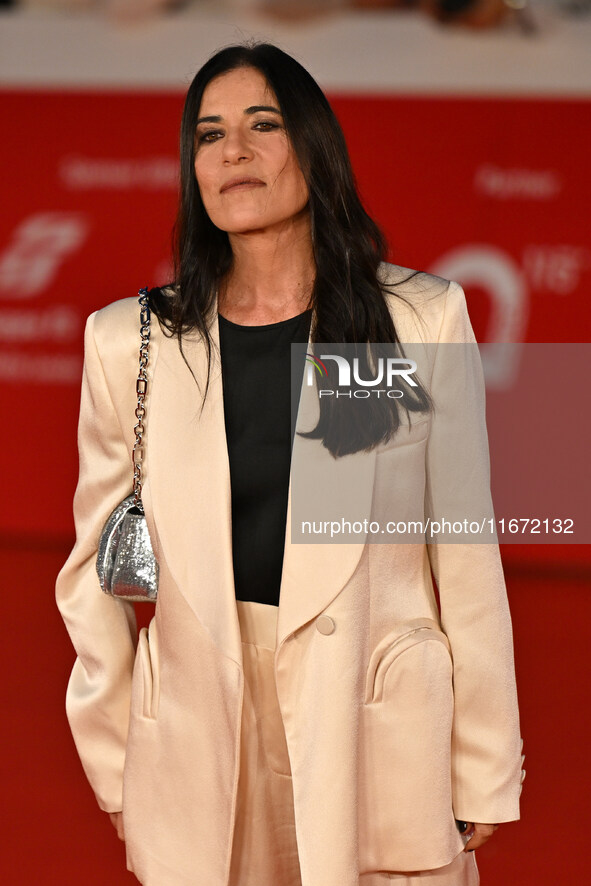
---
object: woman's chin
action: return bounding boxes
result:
[216,218,282,236]
[217,214,310,239]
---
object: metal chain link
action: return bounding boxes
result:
[132,286,151,508]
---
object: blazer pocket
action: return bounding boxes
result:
[133,621,160,720]
[359,623,462,873]
[364,621,450,704]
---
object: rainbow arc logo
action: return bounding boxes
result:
[305,352,328,379]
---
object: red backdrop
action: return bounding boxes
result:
[1,91,590,565]
[2,87,590,886]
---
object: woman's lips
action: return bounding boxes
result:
[220,177,265,194]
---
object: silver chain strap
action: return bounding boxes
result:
[132,287,151,509]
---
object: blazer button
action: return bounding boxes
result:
[316,615,335,635]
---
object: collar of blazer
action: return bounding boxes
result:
[145,291,400,663]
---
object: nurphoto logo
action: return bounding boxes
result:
[305,351,417,399]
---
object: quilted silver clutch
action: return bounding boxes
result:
[95,288,159,603]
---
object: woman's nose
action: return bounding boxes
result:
[222,128,252,164]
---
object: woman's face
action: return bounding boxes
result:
[194,67,309,236]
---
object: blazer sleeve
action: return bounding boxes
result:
[425,281,523,824]
[55,310,138,814]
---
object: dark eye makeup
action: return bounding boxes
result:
[196,119,282,145]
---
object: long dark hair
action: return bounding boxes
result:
[150,41,432,457]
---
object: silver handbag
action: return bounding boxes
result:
[96,288,159,602]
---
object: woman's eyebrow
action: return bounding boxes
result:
[196,106,282,126]
[244,105,282,115]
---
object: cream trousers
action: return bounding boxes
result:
[229,600,479,886]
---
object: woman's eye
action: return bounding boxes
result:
[253,121,280,132]
[197,130,223,144]
[196,121,280,145]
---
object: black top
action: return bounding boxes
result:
[218,308,313,607]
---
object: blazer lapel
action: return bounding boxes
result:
[149,297,376,659]
[148,306,241,664]
[277,355,376,648]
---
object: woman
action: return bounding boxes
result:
[56,43,523,886]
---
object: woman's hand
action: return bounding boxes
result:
[109,811,125,841]
[463,822,499,851]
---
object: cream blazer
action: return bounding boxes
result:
[56,263,523,886]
